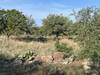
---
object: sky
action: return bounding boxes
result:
[0,0,100,26]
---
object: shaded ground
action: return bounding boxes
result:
[0,55,85,75]
[0,54,42,75]
[0,53,100,75]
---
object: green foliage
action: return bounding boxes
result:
[42,14,70,38]
[0,14,7,34]
[55,41,73,56]
[26,16,36,34]
[71,7,100,60]
[0,9,35,37]
[18,50,37,61]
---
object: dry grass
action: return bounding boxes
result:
[59,38,81,56]
[0,36,56,57]
[60,38,80,50]
[0,36,80,57]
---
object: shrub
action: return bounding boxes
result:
[55,41,73,57]
[17,50,37,61]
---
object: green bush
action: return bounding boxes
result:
[17,50,37,61]
[55,41,73,57]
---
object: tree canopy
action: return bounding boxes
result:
[71,7,100,59]
[42,14,71,38]
[0,9,35,37]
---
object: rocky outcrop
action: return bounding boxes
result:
[82,58,93,73]
[34,52,65,63]
[35,55,53,63]
[82,58,99,75]
[52,52,65,62]
[32,52,76,64]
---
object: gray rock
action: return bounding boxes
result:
[12,59,22,65]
